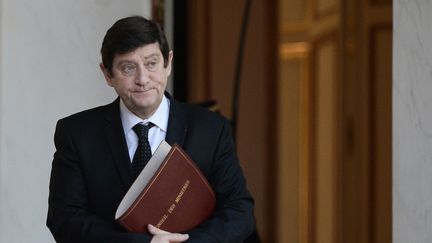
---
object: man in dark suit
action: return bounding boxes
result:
[47,16,255,243]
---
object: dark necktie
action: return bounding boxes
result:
[131,122,154,181]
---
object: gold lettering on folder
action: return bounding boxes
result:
[155,180,191,228]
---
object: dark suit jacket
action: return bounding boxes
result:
[47,96,255,243]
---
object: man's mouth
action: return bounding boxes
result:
[134,88,153,93]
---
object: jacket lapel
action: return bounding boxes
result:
[103,99,133,188]
[165,95,188,147]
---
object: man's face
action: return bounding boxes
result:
[101,42,173,119]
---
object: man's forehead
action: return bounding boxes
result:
[114,48,162,63]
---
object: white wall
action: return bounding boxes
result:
[164,0,174,93]
[0,1,152,242]
[394,0,432,242]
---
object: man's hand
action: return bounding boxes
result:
[148,224,189,243]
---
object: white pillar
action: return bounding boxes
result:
[0,1,151,242]
[394,0,432,242]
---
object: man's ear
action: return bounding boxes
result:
[100,63,114,87]
[166,51,174,76]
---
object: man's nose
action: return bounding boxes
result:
[135,66,150,85]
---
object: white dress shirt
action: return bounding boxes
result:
[119,95,170,162]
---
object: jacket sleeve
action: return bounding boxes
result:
[46,119,151,243]
[186,119,256,243]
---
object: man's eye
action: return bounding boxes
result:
[146,61,158,71]
[121,65,136,75]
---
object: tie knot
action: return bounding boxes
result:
[132,122,154,139]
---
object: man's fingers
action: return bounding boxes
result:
[150,234,189,243]
[167,233,189,242]
[147,224,189,242]
[148,224,169,235]
[148,224,189,242]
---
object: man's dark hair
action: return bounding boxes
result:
[100,16,170,74]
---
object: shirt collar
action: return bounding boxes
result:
[119,95,170,134]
